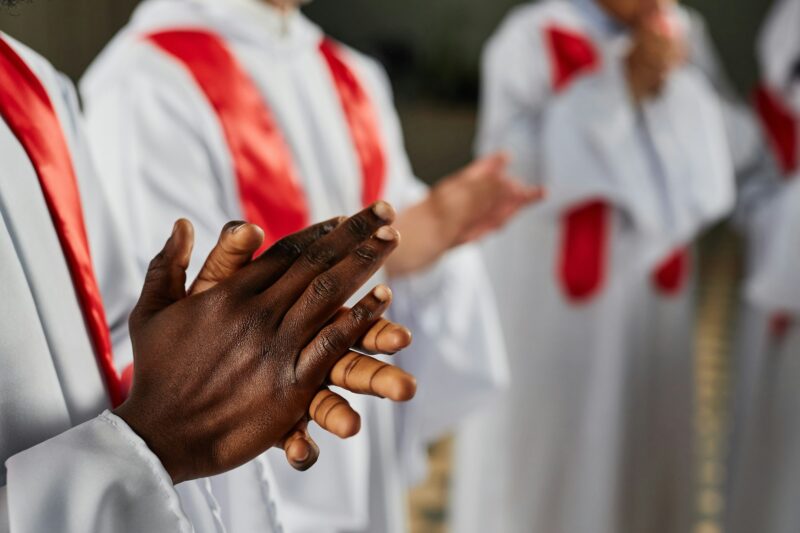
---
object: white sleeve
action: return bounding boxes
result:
[4,412,191,533]
[82,46,241,287]
[475,9,552,184]
[355,58,510,484]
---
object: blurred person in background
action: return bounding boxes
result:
[80,0,542,532]
[452,0,736,532]
[0,1,423,528]
[727,0,800,531]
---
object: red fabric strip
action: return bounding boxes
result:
[320,38,387,206]
[545,26,600,93]
[559,200,609,303]
[754,85,798,176]
[652,246,691,296]
[148,30,311,252]
[0,38,124,406]
[769,312,792,343]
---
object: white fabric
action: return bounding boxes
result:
[746,176,800,313]
[452,2,733,532]
[0,33,195,533]
[726,5,800,530]
[758,0,800,113]
[727,311,800,533]
[6,413,191,532]
[80,1,508,532]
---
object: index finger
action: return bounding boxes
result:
[264,202,396,307]
[229,216,346,294]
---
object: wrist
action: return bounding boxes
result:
[114,401,186,484]
[428,181,463,248]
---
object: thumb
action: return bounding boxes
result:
[189,221,265,295]
[133,219,195,323]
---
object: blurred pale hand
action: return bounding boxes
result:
[388,151,544,277]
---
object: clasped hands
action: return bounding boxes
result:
[116,202,416,483]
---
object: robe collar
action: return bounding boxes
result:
[192,0,301,40]
[571,0,627,39]
[129,0,323,51]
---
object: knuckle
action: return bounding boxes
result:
[303,244,337,270]
[345,214,371,239]
[310,273,339,301]
[272,236,304,259]
[353,244,380,266]
[147,251,168,273]
[317,327,349,356]
[350,303,375,324]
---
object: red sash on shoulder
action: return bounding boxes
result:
[545,26,600,93]
[147,31,387,251]
[0,37,124,407]
[148,30,310,252]
[320,38,387,206]
[754,85,798,176]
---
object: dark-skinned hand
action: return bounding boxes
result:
[188,219,416,471]
[115,203,411,483]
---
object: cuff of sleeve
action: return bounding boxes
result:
[5,411,190,532]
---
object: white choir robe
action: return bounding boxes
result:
[0,32,270,533]
[728,176,800,533]
[726,1,800,531]
[79,1,509,532]
[452,1,734,533]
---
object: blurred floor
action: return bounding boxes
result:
[400,104,742,533]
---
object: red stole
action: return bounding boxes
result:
[147,31,387,252]
[754,85,798,177]
[545,26,600,93]
[0,37,125,407]
[559,200,609,302]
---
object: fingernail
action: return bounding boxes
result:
[229,221,247,234]
[374,285,392,302]
[372,201,394,222]
[375,226,398,242]
[171,220,181,236]
[293,446,310,463]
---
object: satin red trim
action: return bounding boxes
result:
[320,38,387,206]
[559,200,609,303]
[652,246,691,296]
[754,85,798,176]
[0,38,124,407]
[545,26,600,93]
[148,30,311,252]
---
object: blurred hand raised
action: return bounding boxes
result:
[389,152,543,276]
[625,8,686,102]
